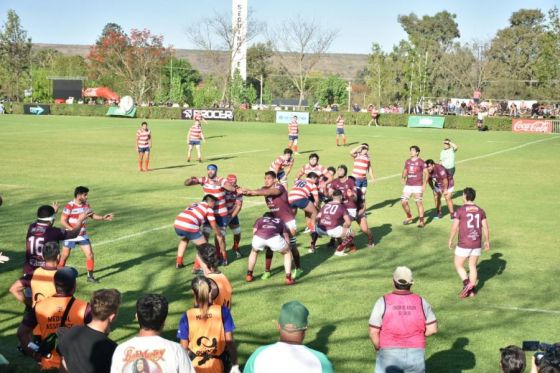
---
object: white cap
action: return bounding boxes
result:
[393,266,414,285]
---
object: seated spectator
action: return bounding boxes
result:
[500,345,526,373]
[58,289,121,373]
[243,300,333,373]
[111,294,195,373]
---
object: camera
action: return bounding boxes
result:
[523,341,560,368]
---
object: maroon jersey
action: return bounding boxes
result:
[253,216,286,239]
[264,184,295,222]
[454,204,487,248]
[404,158,426,186]
[430,164,454,189]
[24,222,69,275]
[329,178,357,209]
[318,201,349,231]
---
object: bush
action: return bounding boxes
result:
[234,109,275,123]
[136,106,182,119]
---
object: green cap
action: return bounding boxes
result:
[278,301,309,331]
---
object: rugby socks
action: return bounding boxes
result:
[233,235,241,251]
[176,256,184,266]
[290,238,301,269]
[144,159,149,171]
[264,248,273,272]
[336,236,354,252]
[293,145,299,152]
[336,138,339,146]
[343,137,347,145]
[86,259,94,272]
[311,232,319,245]
[138,160,143,171]
[193,257,200,271]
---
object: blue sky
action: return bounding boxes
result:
[0,0,557,54]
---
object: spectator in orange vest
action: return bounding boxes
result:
[197,243,233,309]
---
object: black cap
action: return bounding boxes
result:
[54,267,78,287]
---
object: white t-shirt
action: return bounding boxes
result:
[243,341,333,373]
[110,335,195,373]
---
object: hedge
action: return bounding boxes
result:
[7,103,512,131]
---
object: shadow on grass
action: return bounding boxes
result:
[95,247,177,280]
[149,164,195,171]
[298,149,322,154]
[367,197,401,212]
[307,324,336,355]
[371,223,392,245]
[206,156,236,162]
[426,337,476,373]
[476,252,506,292]
[206,135,225,140]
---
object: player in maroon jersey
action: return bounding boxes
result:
[246,212,295,285]
[448,187,490,298]
[401,146,429,228]
[426,159,455,219]
[240,171,303,280]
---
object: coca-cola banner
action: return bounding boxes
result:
[511,119,552,134]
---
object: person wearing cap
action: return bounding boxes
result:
[224,174,243,259]
[243,301,333,373]
[368,267,438,373]
[439,139,458,177]
[185,164,236,266]
[17,267,91,370]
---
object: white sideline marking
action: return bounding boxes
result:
[485,305,560,315]
[376,136,559,182]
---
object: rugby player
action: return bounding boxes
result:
[136,121,152,171]
[401,146,428,228]
[287,115,299,153]
[187,115,206,163]
[59,186,113,283]
[269,148,294,186]
[448,187,490,298]
[426,159,455,219]
[295,153,332,183]
[367,104,380,127]
[224,174,243,259]
[246,212,295,285]
[288,172,320,233]
[335,115,347,146]
[350,143,375,196]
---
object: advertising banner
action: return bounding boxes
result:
[407,116,445,128]
[275,111,310,124]
[181,109,234,121]
[511,119,552,134]
[24,104,50,115]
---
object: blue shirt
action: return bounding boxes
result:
[176,306,235,340]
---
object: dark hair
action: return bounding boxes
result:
[307,172,318,179]
[500,345,526,373]
[348,175,356,181]
[463,187,476,202]
[74,186,89,197]
[540,367,560,373]
[263,211,275,218]
[337,165,348,176]
[283,148,293,155]
[309,153,319,160]
[332,190,343,198]
[361,143,369,148]
[202,194,218,203]
[265,171,277,179]
[37,205,55,219]
[136,294,168,331]
[91,289,121,321]
[197,244,219,270]
[141,121,148,126]
[393,280,412,291]
[425,159,435,166]
[410,145,420,153]
[327,166,336,174]
[43,242,60,261]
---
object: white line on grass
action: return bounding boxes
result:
[484,305,560,315]
[375,136,559,182]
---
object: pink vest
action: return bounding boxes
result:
[379,292,426,349]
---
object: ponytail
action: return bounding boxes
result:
[191,276,211,314]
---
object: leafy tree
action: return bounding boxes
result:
[230,70,257,106]
[314,75,348,106]
[192,78,221,108]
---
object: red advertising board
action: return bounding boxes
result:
[512,119,552,134]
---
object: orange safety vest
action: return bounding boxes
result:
[187,304,226,373]
[207,273,233,309]
[31,267,57,307]
[35,295,88,370]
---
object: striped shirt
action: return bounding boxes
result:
[189,124,203,141]
[288,179,319,204]
[62,201,92,237]
[352,154,371,179]
[136,129,151,148]
[174,202,215,232]
[299,163,328,178]
[336,118,345,129]
[270,156,294,173]
[225,190,243,216]
[288,121,299,136]
[195,176,228,217]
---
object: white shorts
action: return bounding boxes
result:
[434,186,454,195]
[252,235,287,252]
[455,246,481,257]
[284,219,297,232]
[316,226,350,238]
[402,185,423,196]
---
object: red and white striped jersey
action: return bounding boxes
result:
[136,129,151,147]
[352,154,371,179]
[174,202,215,232]
[269,156,294,173]
[336,118,345,129]
[298,163,328,178]
[189,124,203,141]
[195,176,228,217]
[62,201,92,236]
[288,121,299,136]
[288,179,319,204]
[225,190,243,216]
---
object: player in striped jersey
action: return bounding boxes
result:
[184,164,236,264]
[59,186,114,283]
[295,153,331,182]
[287,115,299,153]
[225,174,243,259]
[288,173,320,233]
[136,121,152,171]
[367,104,380,127]
[335,115,347,146]
[269,148,294,186]
[350,143,375,196]
[187,117,206,163]
[174,195,224,270]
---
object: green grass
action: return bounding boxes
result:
[0,115,559,372]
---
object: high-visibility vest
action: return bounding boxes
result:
[30,267,57,307]
[186,305,226,373]
[207,273,233,309]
